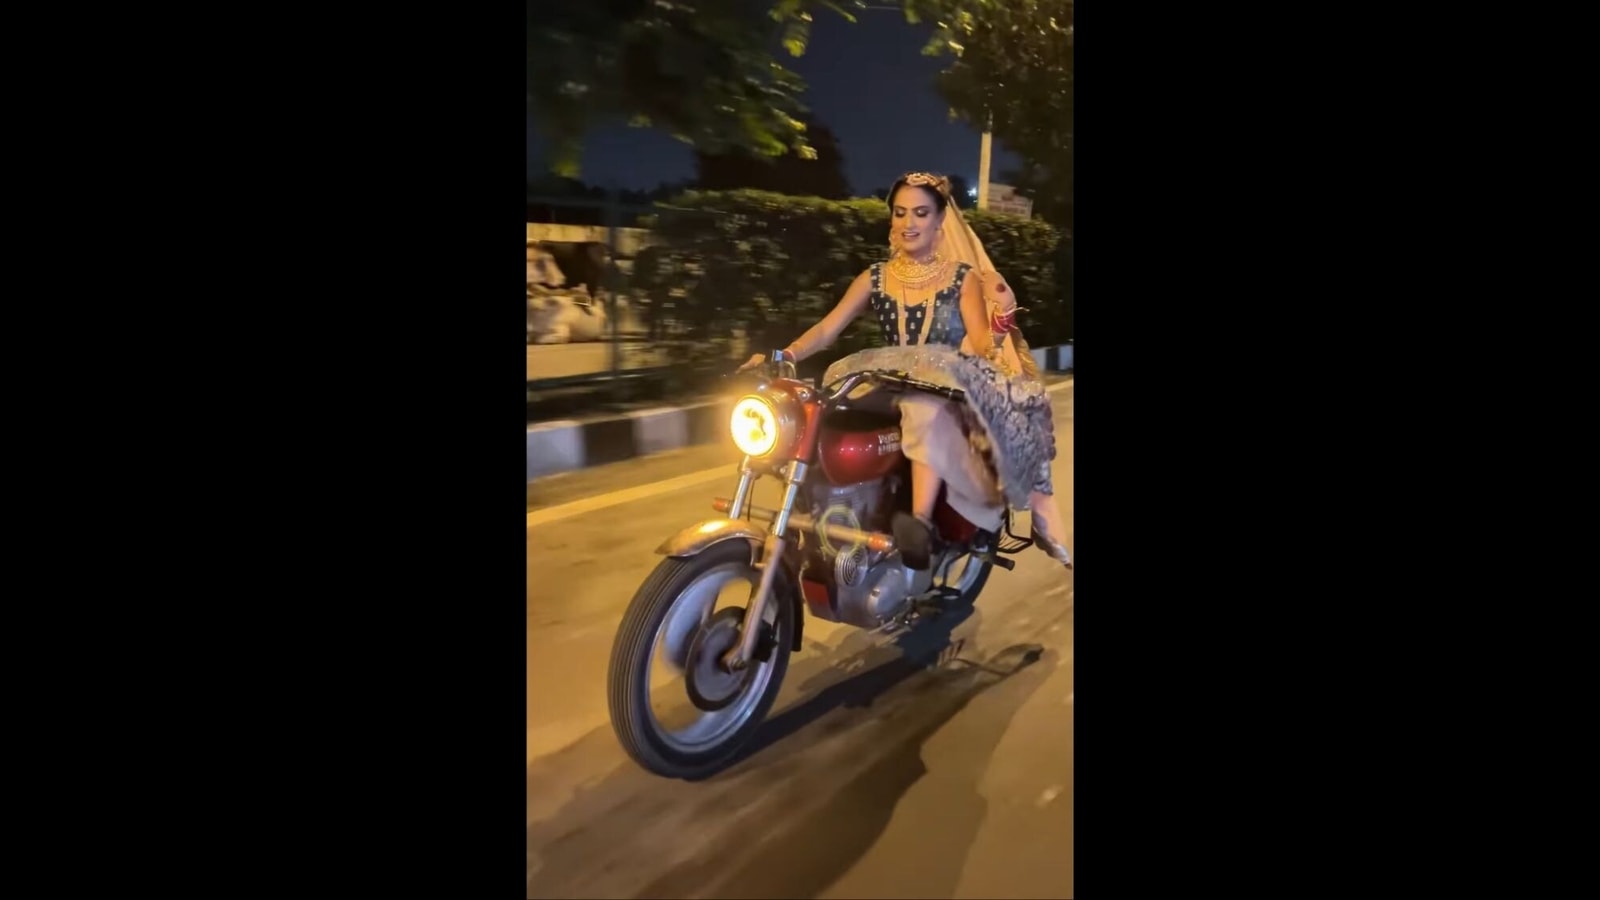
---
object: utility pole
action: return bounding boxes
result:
[977,111,993,211]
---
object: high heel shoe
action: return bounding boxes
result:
[1031,516,1073,569]
[893,512,942,571]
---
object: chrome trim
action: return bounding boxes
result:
[655,518,767,560]
[826,371,872,403]
[728,460,755,519]
[709,496,897,555]
[727,460,808,670]
[725,533,787,671]
[770,461,807,538]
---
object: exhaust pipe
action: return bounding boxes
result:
[712,497,895,554]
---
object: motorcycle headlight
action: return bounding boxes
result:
[730,396,782,458]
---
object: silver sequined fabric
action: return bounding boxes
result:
[824,344,1057,508]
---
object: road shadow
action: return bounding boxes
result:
[691,602,984,779]
[527,600,1055,899]
[642,638,1054,899]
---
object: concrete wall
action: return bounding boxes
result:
[526,224,652,258]
[1030,342,1073,373]
[526,342,670,381]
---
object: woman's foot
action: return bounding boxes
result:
[1031,520,1073,569]
[1029,492,1072,570]
[893,512,941,571]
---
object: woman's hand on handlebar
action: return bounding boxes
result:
[736,354,766,373]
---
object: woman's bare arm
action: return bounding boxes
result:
[959,270,993,358]
[783,269,873,362]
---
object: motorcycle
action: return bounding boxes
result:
[606,350,1036,779]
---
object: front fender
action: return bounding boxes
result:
[655,518,768,559]
[655,518,806,652]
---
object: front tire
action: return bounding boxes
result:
[607,540,793,779]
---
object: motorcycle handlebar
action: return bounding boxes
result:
[823,370,965,404]
[730,350,797,380]
[729,359,965,404]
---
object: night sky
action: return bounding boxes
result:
[526,8,1021,196]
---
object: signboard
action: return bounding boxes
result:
[985,184,1033,219]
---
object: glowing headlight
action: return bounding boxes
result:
[730,396,781,457]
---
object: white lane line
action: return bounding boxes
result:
[526,418,583,433]
[526,465,735,529]
[526,376,1073,529]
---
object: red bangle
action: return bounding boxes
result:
[990,309,1017,334]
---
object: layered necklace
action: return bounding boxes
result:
[886,249,950,346]
[887,249,948,290]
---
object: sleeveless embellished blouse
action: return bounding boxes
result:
[866,261,972,349]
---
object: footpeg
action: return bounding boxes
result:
[968,530,1015,570]
[976,550,1016,571]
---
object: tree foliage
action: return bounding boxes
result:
[631,189,1068,385]
[695,115,852,199]
[530,0,1073,227]
[785,1,1073,228]
[527,0,817,177]
[924,0,1074,229]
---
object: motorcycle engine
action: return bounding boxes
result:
[836,558,932,629]
[802,477,933,629]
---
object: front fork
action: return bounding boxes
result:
[723,458,808,671]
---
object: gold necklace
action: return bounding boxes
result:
[888,251,948,290]
[891,280,934,346]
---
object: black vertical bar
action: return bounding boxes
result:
[605,187,621,382]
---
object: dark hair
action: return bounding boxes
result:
[887,175,950,214]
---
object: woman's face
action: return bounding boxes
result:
[890,185,945,258]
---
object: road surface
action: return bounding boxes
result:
[527,378,1074,899]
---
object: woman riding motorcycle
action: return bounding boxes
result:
[741,172,1071,572]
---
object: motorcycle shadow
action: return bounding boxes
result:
[694,603,1039,781]
[638,617,1056,899]
[526,604,1056,900]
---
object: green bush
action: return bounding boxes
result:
[632,189,1070,386]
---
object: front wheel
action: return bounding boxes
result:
[607,540,792,779]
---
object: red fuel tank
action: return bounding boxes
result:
[818,424,905,484]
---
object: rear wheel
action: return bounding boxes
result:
[933,548,992,608]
